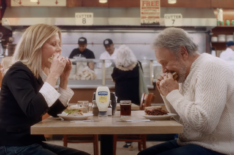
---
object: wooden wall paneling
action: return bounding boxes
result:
[5,0,10,7]
[82,0,109,7]
[66,0,82,7]
[211,0,234,9]
[109,0,140,7]
[161,0,211,8]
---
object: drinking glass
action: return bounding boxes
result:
[120,100,131,117]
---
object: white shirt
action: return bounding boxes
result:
[162,54,234,155]
[39,71,74,107]
[220,48,234,61]
[99,48,117,68]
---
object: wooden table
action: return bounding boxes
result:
[31,111,183,155]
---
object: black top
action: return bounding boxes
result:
[69,48,95,59]
[111,62,141,105]
[0,62,66,146]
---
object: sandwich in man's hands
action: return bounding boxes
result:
[172,72,178,81]
[64,105,83,116]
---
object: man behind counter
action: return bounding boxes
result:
[220,41,234,61]
[99,39,118,68]
[69,37,95,70]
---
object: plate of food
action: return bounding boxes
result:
[142,106,176,120]
[58,105,93,120]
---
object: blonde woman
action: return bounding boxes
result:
[0,24,89,155]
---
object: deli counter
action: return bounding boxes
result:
[67,58,164,103]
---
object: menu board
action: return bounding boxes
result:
[75,13,94,26]
[140,0,161,25]
[164,14,183,26]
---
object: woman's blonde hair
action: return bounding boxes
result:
[12,24,61,78]
[115,45,138,71]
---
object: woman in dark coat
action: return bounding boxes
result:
[112,45,141,105]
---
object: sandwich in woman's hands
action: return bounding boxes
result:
[48,54,55,62]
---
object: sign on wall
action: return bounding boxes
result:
[75,13,94,26]
[11,0,66,7]
[164,14,183,26]
[140,0,161,25]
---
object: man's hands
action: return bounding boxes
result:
[156,72,179,96]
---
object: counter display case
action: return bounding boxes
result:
[67,58,159,89]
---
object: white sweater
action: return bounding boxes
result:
[163,53,234,155]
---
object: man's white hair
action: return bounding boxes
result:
[153,28,198,55]
[115,45,137,71]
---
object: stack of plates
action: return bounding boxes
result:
[211,36,218,42]
[226,35,233,42]
[218,34,226,42]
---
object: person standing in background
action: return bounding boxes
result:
[99,39,118,68]
[219,41,234,61]
[69,37,95,70]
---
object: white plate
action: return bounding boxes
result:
[142,113,177,120]
[58,113,93,120]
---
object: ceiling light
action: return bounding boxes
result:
[168,0,176,4]
[99,0,107,3]
[30,0,37,2]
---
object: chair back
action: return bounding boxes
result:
[140,93,154,110]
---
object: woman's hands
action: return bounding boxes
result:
[46,54,69,88]
[156,73,179,96]
[49,54,67,78]
[59,58,72,89]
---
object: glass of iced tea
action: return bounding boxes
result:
[120,100,131,117]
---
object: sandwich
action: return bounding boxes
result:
[145,106,168,115]
[64,105,83,116]
[171,72,178,81]
[48,54,55,62]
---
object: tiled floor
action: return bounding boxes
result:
[46,140,163,155]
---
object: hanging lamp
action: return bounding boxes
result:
[168,0,176,4]
[99,0,107,3]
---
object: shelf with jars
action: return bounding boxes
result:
[211,9,234,57]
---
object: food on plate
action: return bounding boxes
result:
[145,107,168,115]
[64,105,83,116]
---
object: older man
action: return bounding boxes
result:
[138,28,234,155]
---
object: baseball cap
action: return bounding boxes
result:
[103,39,113,47]
[78,37,87,45]
[226,41,234,47]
